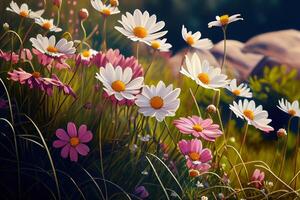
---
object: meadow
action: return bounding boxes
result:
[0,0,300,199]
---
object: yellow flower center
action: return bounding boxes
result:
[189,152,201,161]
[232,89,241,96]
[288,109,296,116]
[193,124,203,132]
[42,22,52,30]
[220,15,229,26]
[101,8,111,16]
[198,73,210,84]
[243,109,254,120]
[186,35,195,46]
[19,11,29,17]
[189,169,200,177]
[32,72,41,78]
[110,0,118,7]
[82,50,91,58]
[70,137,80,147]
[111,80,126,92]
[150,96,164,109]
[133,26,148,38]
[47,46,58,53]
[151,41,161,49]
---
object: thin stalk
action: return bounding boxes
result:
[239,123,249,155]
[56,6,61,27]
[293,118,300,189]
[221,26,227,71]
[163,119,176,146]
[101,17,107,51]
[136,42,139,59]
[189,87,201,117]
[144,51,157,79]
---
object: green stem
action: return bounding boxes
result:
[221,27,227,71]
[144,50,156,79]
[189,87,201,117]
[293,118,300,189]
[56,6,61,27]
[101,17,107,51]
[136,42,139,59]
[239,123,249,155]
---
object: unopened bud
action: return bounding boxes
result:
[53,0,62,8]
[3,23,9,31]
[79,8,89,21]
[277,128,287,138]
[110,0,119,7]
[206,104,217,113]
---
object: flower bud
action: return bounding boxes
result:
[53,0,62,8]
[110,0,119,7]
[277,128,287,138]
[206,104,217,113]
[79,8,89,21]
[3,23,9,31]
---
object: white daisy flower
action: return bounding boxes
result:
[208,14,243,28]
[180,53,229,90]
[115,9,168,44]
[6,1,44,19]
[181,25,213,50]
[35,18,62,32]
[277,99,300,118]
[30,34,76,57]
[135,81,181,122]
[229,99,274,132]
[95,63,144,101]
[226,79,252,98]
[146,38,172,52]
[91,0,120,16]
[80,49,98,62]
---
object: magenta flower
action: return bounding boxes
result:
[134,186,149,199]
[173,116,222,141]
[93,49,144,106]
[0,49,19,64]
[32,48,71,70]
[178,139,212,172]
[8,68,76,98]
[53,122,93,162]
[250,169,265,189]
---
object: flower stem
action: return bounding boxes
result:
[293,118,300,189]
[239,123,249,155]
[101,17,107,51]
[144,50,157,79]
[136,42,140,60]
[189,87,201,117]
[221,27,227,71]
[80,20,87,50]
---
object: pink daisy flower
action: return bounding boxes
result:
[178,139,212,172]
[0,49,19,64]
[53,122,93,162]
[173,116,222,142]
[250,169,265,189]
[93,49,143,106]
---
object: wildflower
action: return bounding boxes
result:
[229,137,236,143]
[178,139,212,172]
[53,122,93,162]
[95,63,144,101]
[76,49,98,66]
[6,1,44,19]
[277,98,300,118]
[277,128,287,138]
[206,104,217,114]
[173,115,222,141]
[91,0,120,17]
[35,18,62,32]
[180,53,229,90]
[3,23,9,30]
[139,134,151,142]
[201,196,208,200]
[30,34,75,58]
[135,81,180,122]
[146,38,172,52]
[265,181,273,188]
[110,0,119,7]
[134,186,149,199]
[250,169,265,189]
[230,99,274,132]
[226,79,252,98]
[181,25,213,50]
[196,181,204,188]
[115,9,167,44]
[189,169,200,177]
[208,14,243,28]
[53,0,62,8]
[0,50,19,64]
[79,8,89,21]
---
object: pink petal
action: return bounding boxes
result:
[178,140,188,155]
[190,139,202,153]
[60,144,70,158]
[53,140,68,148]
[69,147,78,162]
[67,122,77,137]
[76,144,90,156]
[56,129,69,141]
[200,148,212,163]
[79,130,93,143]
[78,124,87,136]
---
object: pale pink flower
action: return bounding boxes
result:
[178,139,212,172]
[250,169,265,189]
[174,116,222,141]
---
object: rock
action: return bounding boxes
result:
[243,29,300,71]
[211,40,263,80]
